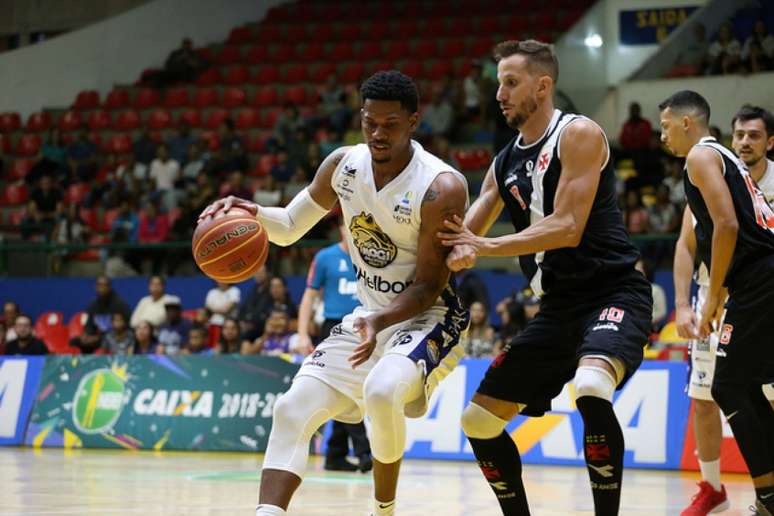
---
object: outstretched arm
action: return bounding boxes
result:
[439,120,606,259]
[349,172,468,367]
[198,146,350,246]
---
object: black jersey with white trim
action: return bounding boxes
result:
[493,109,640,296]
[684,136,774,289]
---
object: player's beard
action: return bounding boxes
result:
[739,149,764,168]
[506,94,539,130]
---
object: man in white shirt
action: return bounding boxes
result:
[205,281,241,326]
[130,275,171,328]
[149,144,180,208]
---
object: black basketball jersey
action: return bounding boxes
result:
[684,136,774,289]
[493,109,640,296]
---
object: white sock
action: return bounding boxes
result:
[699,459,722,491]
[374,499,395,515]
[256,504,286,516]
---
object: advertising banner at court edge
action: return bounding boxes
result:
[0,356,45,446]
[24,355,297,451]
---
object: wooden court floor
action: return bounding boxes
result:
[0,448,759,515]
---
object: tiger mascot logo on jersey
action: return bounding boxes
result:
[349,212,397,268]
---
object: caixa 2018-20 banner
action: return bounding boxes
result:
[25,355,298,451]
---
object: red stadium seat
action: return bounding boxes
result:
[251,87,279,108]
[26,112,52,132]
[283,86,307,105]
[469,38,495,58]
[441,38,467,56]
[414,40,438,59]
[336,25,359,41]
[35,310,65,334]
[73,90,100,110]
[478,16,503,34]
[199,130,220,151]
[195,67,220,86]
[385,41,410,61]
[103,208,120,232]
[308,24,334,43]
[0,134,10,154]
[310,63,336,83]
[15,134,41,156]
[223,87,247,108]
[340,62,365,83]
[285,25,307,42]
[227,26,253,45]
[9,159,33,181]
[148,109,173,130]
[394,20,420,40]
[245,45,268,65]
[360,22,388,41]
[65,182,90,205]
[255,25,281,43]
[222,65,250,85]
[87,110,112,131]
[234,108,259,130]
[428,60,453,78]
[67,312,89,339]
[104,89,130,110]
[329,42,354,62]
[282,64,308,83]
[133,88,160,109]
[205,109,229,130]
[178,108,202,128]
[449,18,475,37]
[370,61,396,74]
[195,47,214,63]
[216,45,242,65]
[78,207,99,231]
[267,44,293,63]
[0,111,21,132]
[0,183,29,206]
[163,87,190,109]
[253,66,280,85]
[193,88,219,108]
[257,154,279,176]
[357,41,381,61]
[296,43,323,63]
[58,110,82,132]
[424,20,446,38]
[247,132,269,153]
[114,110,141,131]
[398,61,423,79]
[7,208,26,225]
[258,109,280,130]
[107,134,132,154]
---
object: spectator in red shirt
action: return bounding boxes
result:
[138,201,170,274]
[619,102,652,152]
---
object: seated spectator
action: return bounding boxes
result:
[194,307,212,327]
[619,102,652,153]
[158,38,209,87]
[272,104,305,149]
[2,301,20,342]
[217,118,248,174]
[463,301,497,357]
[648,184,680,234]
[39,128,68,180]
[149,144,180,208]
[624,190,650,234]
[205,281,241,326]
[133,320,157,354]
[420,88,454,139]
[237,267,272,335]
[270,149,300,185]
[70,324,102,354]
[673,23,709,72]
[267,276,298,323]
[29,174,63,230]
[188,171,217,218]
[635,259,667,331]
[111,199,140,243]
[662,158,685,206]
[281,168,308,205]
[221,171,252,201]
[52,203,89,262]
[184,325,212,354]
[463,61,483,119]
[133,130,158,166]
[242,310,301,356]
[181,143,206,185]
[4,314,48,355]
[252,177,282,207]
[167,124,195,166]
[130,276,170,328]
[216,318,243,354]
[157,296,191,355]
[319,76,350,133]
[707,22,741,75]
[494,288,537,348]
[84,275,131,335]
[105,228,138,278]
[138,201,170,273]
[742,20,774,73]
[67,128,98,182]
[102,312,136,354]
[116,154,148,194]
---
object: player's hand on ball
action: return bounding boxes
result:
[198,195,258,223]
[675,305,699,339]
[349,316,378,368]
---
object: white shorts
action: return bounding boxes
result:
[688,286,774,401]
[296,305,468,423]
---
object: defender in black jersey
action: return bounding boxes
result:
[659,90,774,514]
[438,40,652,516]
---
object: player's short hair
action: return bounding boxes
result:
[658,90,711,125]
[732,104,774,136]
[493,39,559,82]
[360,70,419,114]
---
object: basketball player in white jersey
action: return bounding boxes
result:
[200,71,469,516]
[676,105,774,516]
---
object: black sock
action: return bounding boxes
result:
[467,431,530,515]
[576,396,624,516]
[757,485,774,508]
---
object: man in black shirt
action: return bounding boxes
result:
[4,315,48,355]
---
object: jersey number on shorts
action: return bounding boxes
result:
[599,307,625,323]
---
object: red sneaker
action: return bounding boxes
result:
[681,481,730,515]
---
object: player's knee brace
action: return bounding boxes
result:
[574,366,617,402]
[461,402,508,439]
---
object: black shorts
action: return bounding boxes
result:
[715,257,774,388]
[478,272,652,416]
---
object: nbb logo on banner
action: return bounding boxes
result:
[0,357,45,446]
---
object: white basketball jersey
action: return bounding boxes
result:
[331,140,468,311]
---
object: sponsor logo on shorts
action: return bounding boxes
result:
[330,324,344,336]
[426,339,440,364]
[306,350,326,368]
[694,337,711,352]
[592,322,619,332]
[719,323,733,345]
[395,334,413,346]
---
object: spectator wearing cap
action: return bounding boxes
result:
[4,314,48,355]
[130,276,171,328]
[156,296,191,355]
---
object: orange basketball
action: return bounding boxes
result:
[192,207,269,283]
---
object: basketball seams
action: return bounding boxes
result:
[192,217,263,257]
[197,230,262,268]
